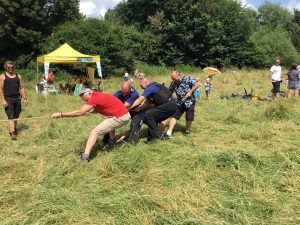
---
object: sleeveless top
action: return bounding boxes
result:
[4,73,20,98]
[147,82,172,106]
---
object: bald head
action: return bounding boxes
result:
[121,81,130,92]
[139,78,151,89]
[120,81,131,96]
[170,70,181,83]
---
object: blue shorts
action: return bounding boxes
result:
[288,81,299,90]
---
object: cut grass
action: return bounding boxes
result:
[0,67,299,224]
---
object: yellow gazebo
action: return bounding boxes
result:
[36,43,102,80]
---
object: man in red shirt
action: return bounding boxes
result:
[51,88,131,162]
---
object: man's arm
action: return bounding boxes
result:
[18,75,28,105]
[0,74,7,108]
[169,82,175,94]
[136,99,154,111]
[51,104,93,118]
[269,70,273,81]
[184,79,201,100]
[124,102,131,108]
[129,96,146,109]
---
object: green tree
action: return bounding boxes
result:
[107,0,257,68]
[43,19,135,75]
[0,0,81,66]
[249,26,300,67]
[257,2,292,28]
[288,9,300,52]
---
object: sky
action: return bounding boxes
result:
[79,0,300,18]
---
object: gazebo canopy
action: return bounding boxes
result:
[36,43,102,79]
[37,43,100,64]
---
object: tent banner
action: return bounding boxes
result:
[77,57,93,62]
[96,61,102,78]
[44,62,50,80]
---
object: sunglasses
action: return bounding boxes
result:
[275,61,280,63]
[7,66,14,69]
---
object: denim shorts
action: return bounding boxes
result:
[288,81,299,89]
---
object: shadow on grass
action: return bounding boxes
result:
[17,123,29,133]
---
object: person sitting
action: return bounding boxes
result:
[47,69,55,84]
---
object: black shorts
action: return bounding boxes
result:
[272,81,281,93]
[172,103,195,121]
[4,97,21,119]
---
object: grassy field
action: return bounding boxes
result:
[0,67,299,224]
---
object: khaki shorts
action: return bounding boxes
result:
[94,112,131,135]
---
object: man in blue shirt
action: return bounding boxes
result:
[113,81,139,109]
[103,81,139,146]
[129,78,177,141]
[161,70,201,139]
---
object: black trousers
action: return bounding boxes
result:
[127,111,145,144]
[143,98,177,139]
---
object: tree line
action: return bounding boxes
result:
[1,0,300,76]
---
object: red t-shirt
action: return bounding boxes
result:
[47,71,54,81]
[86,91,128,118]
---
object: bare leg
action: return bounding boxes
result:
[287,89,292,98]
[8,120,15,132]
[84,129,99,155]
[167,118,177,134]
[160,119,168,133]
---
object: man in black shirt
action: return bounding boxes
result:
[0,61,28,140]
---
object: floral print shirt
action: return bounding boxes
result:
[169,75,197,108]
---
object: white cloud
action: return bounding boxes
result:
[80,0,300,18]
[80,0,122,18]
[286,0,300,11]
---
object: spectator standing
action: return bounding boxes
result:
[286,64,299,98]
[269,58,282,100]
[0,61,28,140]
[124,71,129,81]
[161,70,201,139]
[204,77,212,99]
[51,88,131,162]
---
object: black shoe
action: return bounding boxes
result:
[107,138,116,151]
[161,133,172,140]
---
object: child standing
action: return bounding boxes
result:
[205,77,211,98]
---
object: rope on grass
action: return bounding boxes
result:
[0,115,50,122]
